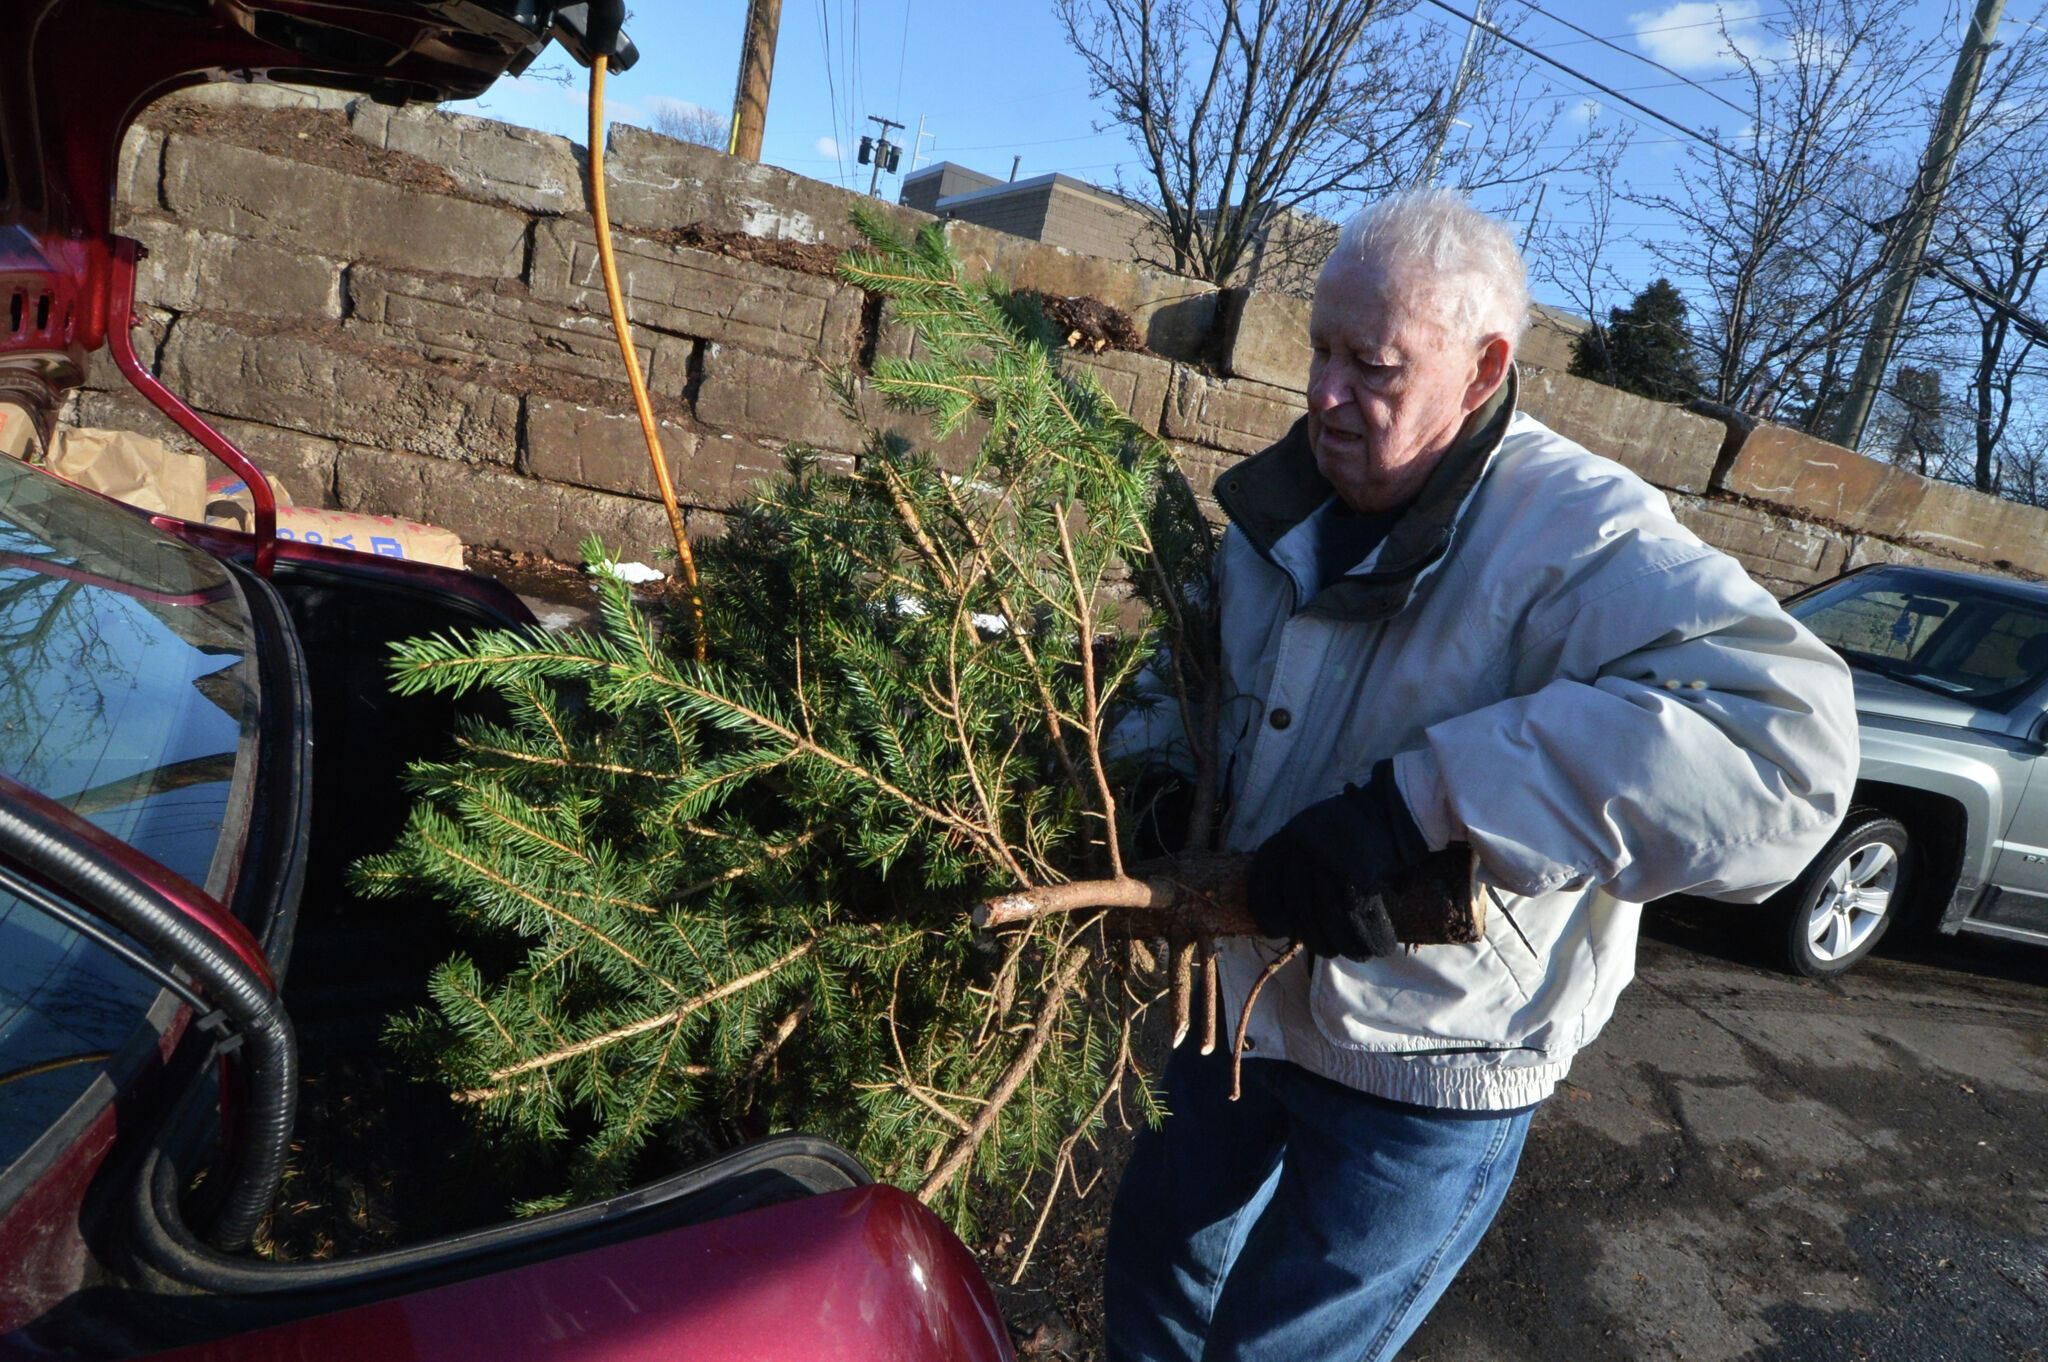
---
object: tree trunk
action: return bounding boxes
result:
[977,846,1486,946]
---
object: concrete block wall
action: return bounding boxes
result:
[76,91,2048,595]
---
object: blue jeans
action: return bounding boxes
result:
[1105,1045,1532,1362]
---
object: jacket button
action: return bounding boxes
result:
[1269,708,1292,730]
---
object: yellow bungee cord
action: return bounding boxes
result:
[588,54,707,661]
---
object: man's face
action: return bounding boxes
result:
[1306,257,1506,513]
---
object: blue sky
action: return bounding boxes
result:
[449,2,2002,317]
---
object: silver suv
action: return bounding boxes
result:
[1768,564,2048,976]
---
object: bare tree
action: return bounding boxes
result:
[1770,165,1926,434]
[1530,155,1629,384]
[650,99,730,150]
[1628,0,1938,421]
[1989,409,2048,506]
[1866,365,1971,480]
[1923,20,2048,493]
[1054,0,1620,287]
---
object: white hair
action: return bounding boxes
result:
[1329,189,1531,349]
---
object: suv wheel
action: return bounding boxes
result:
[1775,810,1912,977]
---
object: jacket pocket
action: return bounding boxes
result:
[1304,886,1599,1056]
[1306,939,1531,1053]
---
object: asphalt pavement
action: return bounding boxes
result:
[1406,902,2048,1362]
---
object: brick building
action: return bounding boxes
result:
[900,161,1169,265]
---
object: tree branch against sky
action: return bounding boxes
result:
[1532,155,1631,385]
[1920,19,2048,494]
[648,98,730,149]
[1628,0,1938,421]
[1053,0,1623,287]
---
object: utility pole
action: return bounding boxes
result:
[860,115,905,197]
[1831,0,2004,450]
[1421,0,1484,185]
[726,0,784,162]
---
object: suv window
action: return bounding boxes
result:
[1792,569,2048,707]
[0,877,165,1176]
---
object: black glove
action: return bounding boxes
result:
[1248,758,1429,960]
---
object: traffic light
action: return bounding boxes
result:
[858,135,874,165]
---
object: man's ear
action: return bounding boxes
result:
[1464,336,1513,412]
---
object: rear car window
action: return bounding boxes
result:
[0,880,164,1175]
[0,457,257,892]
[1792,568,2048,707]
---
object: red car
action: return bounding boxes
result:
[0,3,1011,1357]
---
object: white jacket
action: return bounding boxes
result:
[1205,378,1858,1110]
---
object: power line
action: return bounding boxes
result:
[940,130,1116,154]
[1510,0,1958,165]
[1413,0,2048,352]
[815,0,846,185]
[1502,0,2045,343]
[849,0,865,159]
[892,0,912,118]
[1548,4,1801,48]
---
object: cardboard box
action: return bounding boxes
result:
[268,504,466,569]
[203,472,294,532]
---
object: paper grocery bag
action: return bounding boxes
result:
[46,427,210,521]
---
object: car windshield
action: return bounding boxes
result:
[1790,568,2048,708]
[0,456,256,893]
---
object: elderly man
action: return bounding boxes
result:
[1103,191,1859,1360]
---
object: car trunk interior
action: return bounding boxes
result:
[261,562,549,1251]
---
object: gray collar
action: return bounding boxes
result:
[1213,369,1519,621]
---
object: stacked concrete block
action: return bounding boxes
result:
[341,265,691,396]
[600,124,926,248]
[1219,290,1311,392]
[693,345,862,454]
[1668,495,1851,598]
[1721,425,2048,576]
[1165,369,1301,456]
[944,220,1221,362]
[160,137,529,277]
[348,103,585,214]
[160,318,525,466]
[129,219,344,321]
[1515,367,1722,494]
[527,219,865,362]
[1067,348,1177,435]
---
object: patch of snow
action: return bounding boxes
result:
[587,558,668,585]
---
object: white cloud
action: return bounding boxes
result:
[1628,1,1783,72]
[815,136,841,159]
[1569,97,1603,124]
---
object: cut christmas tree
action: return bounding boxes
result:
[360,211,1476,1250]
